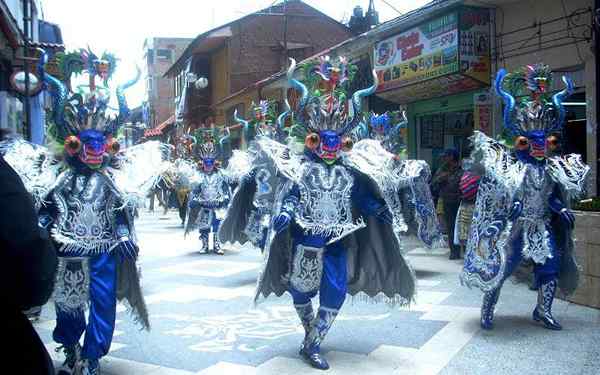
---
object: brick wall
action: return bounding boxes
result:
[228,1,352,94]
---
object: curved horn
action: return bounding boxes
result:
[116,65,141,123]
[43,59,72,138]
[494,68,520,136]
[276,99,291,131]
[219,127,231,149]
[548,75,574,133]
[287,58,308,106]
[234,108,250,140]
[342,70,378,134]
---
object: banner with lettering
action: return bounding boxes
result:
[374,12,459,92]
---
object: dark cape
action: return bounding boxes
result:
[250,138,417,305]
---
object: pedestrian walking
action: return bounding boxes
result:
[432,149,463,259]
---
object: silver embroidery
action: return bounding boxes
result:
[51,171,119,254]
[295,162,359,238]
[515,164,553,263]
[53,257,90,313]
[195,170,229,205]
[196,208,214,230]
[290,245,324,293]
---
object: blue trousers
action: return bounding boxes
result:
[503,226,561,287]
[53,252,117,360]
[288,235,347,311]
[199,210,222,235]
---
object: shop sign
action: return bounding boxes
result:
[374,12,459,92]
[460,7,491,83]
[377,73,483,103]
[473,91,492,135]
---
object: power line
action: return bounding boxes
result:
[378,0,403,15]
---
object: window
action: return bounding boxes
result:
[156,49,173,61]
[146,49,154,65]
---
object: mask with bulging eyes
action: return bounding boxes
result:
[304,130,353,165]
[514,130,559,161]
[64,129,120,169]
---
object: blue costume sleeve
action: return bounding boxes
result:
[352,173,392,223]
[272,182,299,233]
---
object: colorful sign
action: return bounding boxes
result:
[377,73,484,103]
[374,12,459,92]
[460,7,491,83]
[473,91,492,135]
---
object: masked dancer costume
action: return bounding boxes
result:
[218,100,291,250]
[460,65,589,331]
[1,49,169,375]
[185,137,233,254]
[246,57,415,370]
[353,111,443,248]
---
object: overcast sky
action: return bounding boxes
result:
[42,0,430,107]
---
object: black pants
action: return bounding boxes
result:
[443,199,460,255]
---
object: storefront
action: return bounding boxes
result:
[372,6,492,169]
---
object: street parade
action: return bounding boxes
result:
[1,1,599,374]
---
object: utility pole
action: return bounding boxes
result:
[283,0,288,65]
[22,0,31,140]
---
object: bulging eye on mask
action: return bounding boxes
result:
[514,131,560,160]
[304,130,354,164]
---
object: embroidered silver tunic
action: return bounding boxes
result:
[513,164,554,263]
[192,170,230,206]
[294,161,361,239]
[51,170,120,255]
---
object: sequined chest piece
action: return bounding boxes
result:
[198,171,228,203]
[520,165,553,221]
[52,172,117,253]
[295,162,354,234]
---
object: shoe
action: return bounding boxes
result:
[79,358,100,375]
[215,248,224,255]
[56,344,81,375]
[300,347,330,370]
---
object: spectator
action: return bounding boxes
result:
[0,153,58,375]
[432,149,463,259]
[454,159,483,258]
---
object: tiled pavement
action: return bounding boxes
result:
[33,209,600,374]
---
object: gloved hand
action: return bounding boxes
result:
[272,212,292,233]
[559,208,575,229]
[508,200,523,220]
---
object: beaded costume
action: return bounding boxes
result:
[1,49,169,375]
[218,100,291,250]
[246,57,416,370]
[353,111,443,248]
[460,65,589,331]
[184,138,233,254]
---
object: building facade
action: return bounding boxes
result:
[165,0,353,148]
[143,37,193,129]
[0,0,59,143]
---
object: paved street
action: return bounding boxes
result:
[34,209,600,375]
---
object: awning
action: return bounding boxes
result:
[144,115,175,137]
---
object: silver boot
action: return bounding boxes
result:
[301,307,338,370]
[481,287,501,330]
[533,279,562,330]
